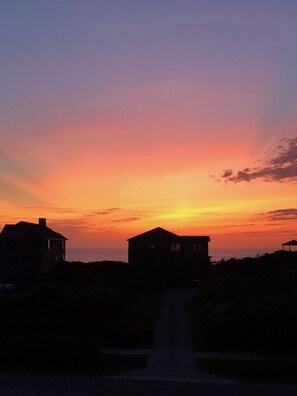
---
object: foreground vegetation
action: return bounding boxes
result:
[189,250,297,354]
[197,357,297,384]
[0,261,162,370]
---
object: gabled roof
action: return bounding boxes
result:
[127,227,177,241]
[127,227,210,242]
[0,221,67,240]
[179,236,211,242]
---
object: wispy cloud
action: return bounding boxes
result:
[94,208,121,215]
[112,217,140,223]
[265,208,297,222]
[218,136,297,183]
[49,218,94,230]
[213,223,255,229]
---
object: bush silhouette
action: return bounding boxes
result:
[0,334,99,369]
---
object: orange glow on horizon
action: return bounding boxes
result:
[1,105,296,257]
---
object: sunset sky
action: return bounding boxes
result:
[1,1,297,257]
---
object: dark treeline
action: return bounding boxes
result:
[189,250,297,353]
[0,260,162,370]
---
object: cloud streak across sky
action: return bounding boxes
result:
[220,136,297,183]
[265,208,297,222]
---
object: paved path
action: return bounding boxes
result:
[145,289,205,377]
[116,288,232,383]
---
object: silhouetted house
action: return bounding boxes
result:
[127,227,210,285]
[0,218,67,281]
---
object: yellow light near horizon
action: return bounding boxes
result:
[155,210,195,221]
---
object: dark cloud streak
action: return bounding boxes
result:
[219,136,297,183]
[266,208,297,222]
[112,217,140,223]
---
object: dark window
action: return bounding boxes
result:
[193,243,203,251]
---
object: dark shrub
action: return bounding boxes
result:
[189,251,297,353]
[0,334,99,370]
[60,287,123,336]
[29,282,67,306]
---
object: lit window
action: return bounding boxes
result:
[171,243,181,251]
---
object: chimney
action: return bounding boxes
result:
[39,218,46,227]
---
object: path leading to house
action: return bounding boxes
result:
[145,289,199,377]
[115,288,231,383]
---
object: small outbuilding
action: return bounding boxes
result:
[282,240,297,251]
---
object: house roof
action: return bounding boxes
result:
[179,236,211,242]
[127,227,210,242]
[282,240,297,246]
[0,221,67,240]
[127,227,177,241]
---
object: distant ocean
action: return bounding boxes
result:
[210,248,276,262]
[66,247,128,263]
[66,247,276,263]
